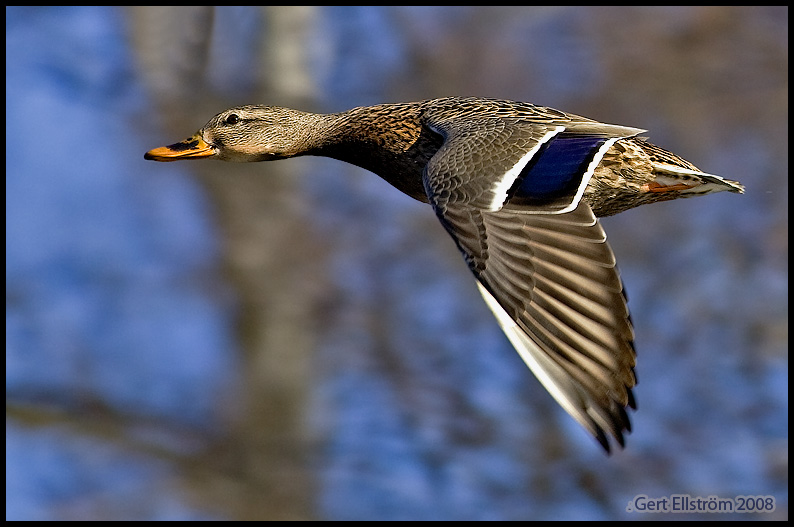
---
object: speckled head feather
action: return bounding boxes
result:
[146,96,744,452]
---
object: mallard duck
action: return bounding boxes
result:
[145,97,744,452]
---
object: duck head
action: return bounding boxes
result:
[145,105,320,162]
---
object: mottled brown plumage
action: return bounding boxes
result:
[146,97,744,452]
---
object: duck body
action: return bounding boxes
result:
[146,97,744,452]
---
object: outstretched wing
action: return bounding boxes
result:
[421,111,639,451]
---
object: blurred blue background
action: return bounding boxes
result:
[6,6,787,520]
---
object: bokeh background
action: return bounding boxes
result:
[6,6,787,520]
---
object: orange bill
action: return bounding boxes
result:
[144,134,215,161]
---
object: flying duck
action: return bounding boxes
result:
[145,97,744,452]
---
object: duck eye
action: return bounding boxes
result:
[225,114,240,125]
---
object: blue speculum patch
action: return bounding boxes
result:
[508,134,608,205]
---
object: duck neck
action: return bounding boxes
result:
[307,104,439,202]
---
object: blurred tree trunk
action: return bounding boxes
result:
[129,6,322,520]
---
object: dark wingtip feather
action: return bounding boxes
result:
[596,429,612,454]
[627,385,637,411]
